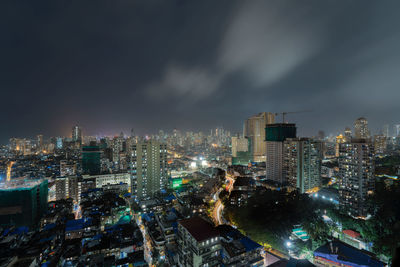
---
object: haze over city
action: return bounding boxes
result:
[1,0,400,142]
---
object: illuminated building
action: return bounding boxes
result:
[37,134,43,150]
[177,217,221,267]
[56,137,63,149]
[55,176,80,202]
[283,138,322,193]
[266,123,296,184]
[383,124,389,137]
[72,125,82,144]
[112,133,124,163]
[335,134,346,157]
[394,124,400,137]
[344,127,352,142]
[60,160,76,177]
[0,179,48,227]
[130,140,168,199]
[354,117,370,139]
[83,173,131,189]
[9,138,32,155]
[338,139,374,217]
[231,136,252,165]
[56,173,131,203]
[373,134,386,155]
[244,112,275,162]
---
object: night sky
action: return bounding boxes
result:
[1,0,400,143]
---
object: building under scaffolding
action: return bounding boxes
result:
[0,178,48,227]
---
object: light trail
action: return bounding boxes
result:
[6,161,15,182]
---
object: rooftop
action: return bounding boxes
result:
[314,240,384,267]
[178,216,218,242]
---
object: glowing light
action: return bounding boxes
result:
[286,241,292,248]
[190,162,197,168]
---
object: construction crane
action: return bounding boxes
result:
[274,110,312,123]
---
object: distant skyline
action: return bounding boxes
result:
[1,1,400,143]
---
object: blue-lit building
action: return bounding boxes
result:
[314,240,385,267]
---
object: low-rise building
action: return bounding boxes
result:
[313,240,385,267]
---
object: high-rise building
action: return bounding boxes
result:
[231,136,252,165]
[37,134,43,150]
[81,146,101,175]
[56,137,63,149]
[130,140,168,199]
[338,139,374,217]
[244,112,275,162]
[383,124,390,137]
[0,179,48,227]
[394,124,400,137]
[354,117,370,139]
[335,134,346,157]
[283,138,323,193]
[112,134,124,163]
[344,127,352,142]
[373,135,387,155]
[177,216,221,267]
[266,123,296,184]
[231,136,249,157]
[72,126,82,144]
[9,138,32,155]
[55,176,80,202]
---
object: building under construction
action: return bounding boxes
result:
[0,178,48,227]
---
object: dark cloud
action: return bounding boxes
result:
[0,0,399,142]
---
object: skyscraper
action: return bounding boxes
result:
[335,134,346,157]
[265,123,296,184]
[338,139,374,217]
[394,124,400,137]
[383,124,390,137]
[354,117,370,139]
[244,112,275,162]
[373,134,386,155]
[344,127,352,142]
[130,140,168,199]
[72,126,82,144]
[37,134,43,150]
[283,138,323,193]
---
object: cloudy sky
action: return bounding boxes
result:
[1,0,400,142]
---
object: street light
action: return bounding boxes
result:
[286,241,292,248]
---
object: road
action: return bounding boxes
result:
[6,161,15,182]
[212,171,290,263]
[212,172,235,225]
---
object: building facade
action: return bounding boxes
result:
[283,138,323,193]
[354,117,370,139]
[72,126,82,144]
[266,123,296,184]
[244,112,275,162]
[81,145,101,175]
[177,217,221,267]
[231,136,252,165]
[0,179,48,227]
[130,140,168,199]
[338,139,374,217]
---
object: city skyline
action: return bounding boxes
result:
[1,1,400,143]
